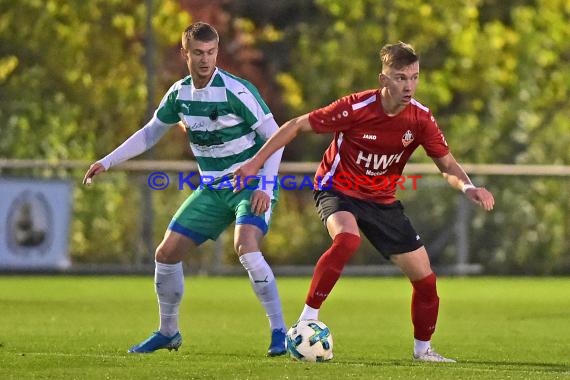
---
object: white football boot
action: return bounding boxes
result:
[413,347,456,363]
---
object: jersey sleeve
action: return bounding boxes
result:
[98,116,173,170]
[227,80,272,130]
[420,111,450,158]
[308,95,355,134]
[155,82,182,125]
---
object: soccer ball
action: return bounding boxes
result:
[286,320,333,362]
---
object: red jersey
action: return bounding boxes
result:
[308,89,449,204]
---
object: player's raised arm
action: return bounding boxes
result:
[81,116,174,186]
[432,153,495,211]
[233,113,312,188]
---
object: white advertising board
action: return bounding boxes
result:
[0,179,72,269]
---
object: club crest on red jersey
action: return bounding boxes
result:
[402,130,414,147]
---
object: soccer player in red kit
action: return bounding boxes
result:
[233,42,495,362]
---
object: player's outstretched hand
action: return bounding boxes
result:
[465,187,495,211]
[83,162,106,185]
[232,160,261,192]
[250,190,270,215]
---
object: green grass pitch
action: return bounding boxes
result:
[0,276,568,379]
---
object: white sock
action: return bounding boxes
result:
[239,251,286,331]
[414,339,431,355]
[155,261,184,337]
[299,304,319,321]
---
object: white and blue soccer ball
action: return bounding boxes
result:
[286,320,333,362]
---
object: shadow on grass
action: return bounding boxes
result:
[117,349,570,375]
[335,358,569,373]
[457,360,569,373]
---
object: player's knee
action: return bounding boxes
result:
[234,237,260,256]
[155,244,179,264]
[154,246,168,262]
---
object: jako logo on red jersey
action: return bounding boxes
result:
[362,134,377,140]
[355,151,404,171]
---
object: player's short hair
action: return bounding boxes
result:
[380,42,418,70]
[182,22,219,50]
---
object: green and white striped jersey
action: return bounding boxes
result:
[155,68,274,180]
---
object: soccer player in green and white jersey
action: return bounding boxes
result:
[83,22,287,356]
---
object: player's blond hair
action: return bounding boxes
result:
[380,42,418,70]
[182,22,219,50]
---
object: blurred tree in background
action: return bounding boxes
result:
[0,0,190,159]
[1,0,568,273]
[0,0,191,263]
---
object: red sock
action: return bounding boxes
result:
[411,272,440,341]
[305,232,361,309]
